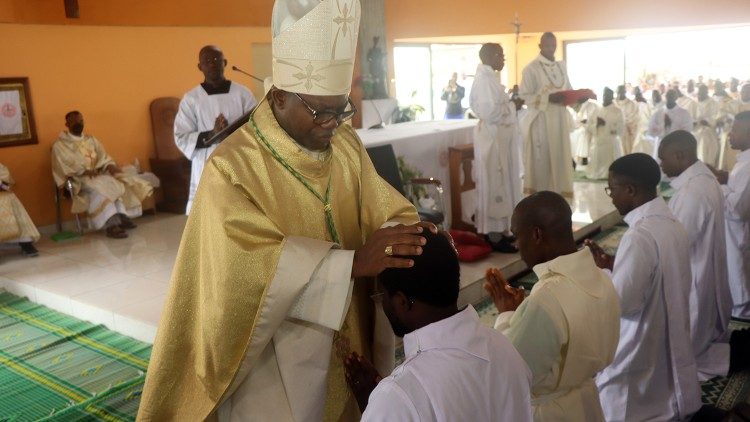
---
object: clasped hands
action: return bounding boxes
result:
[82,164,121,178]
[483,268,525,314]
[351,222,438,279]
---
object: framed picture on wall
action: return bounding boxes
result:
[0,77,38,148]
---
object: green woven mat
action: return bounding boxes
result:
[573,170,607,183]
[0,292,150,421]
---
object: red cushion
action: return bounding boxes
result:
[448,230,492,262]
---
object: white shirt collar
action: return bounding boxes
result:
[402,305,488,361]
[624,196,672,227]
[669,160,711,191]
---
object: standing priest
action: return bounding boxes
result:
[519,32,575,197]
[173,45,257,214]
[138,1,428,420]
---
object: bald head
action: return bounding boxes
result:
[512,191,576,267]
[199,45,222,59]
[514,191,573,240]
[539,32,557,61]
[479,43,504,71]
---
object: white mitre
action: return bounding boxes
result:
[271,0,361,95]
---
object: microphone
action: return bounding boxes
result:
[368,99,386,130]
[232,66,265,83]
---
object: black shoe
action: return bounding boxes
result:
[486,236,518,254]
[19,242,39,257]
[119,216,137,230]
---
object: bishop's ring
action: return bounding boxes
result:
[384,245,393,256]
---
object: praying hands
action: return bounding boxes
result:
[483,268,525,313]
[584,239,614,271]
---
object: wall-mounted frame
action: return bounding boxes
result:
[0,77,38,148]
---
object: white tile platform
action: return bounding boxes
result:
[0,180,620,344]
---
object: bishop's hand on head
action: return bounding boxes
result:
[351,222,437,279]
[483,268,525,313]
[584,239,614,271]
[548,92,565,104]
[597,117,606,127]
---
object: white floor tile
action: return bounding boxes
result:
[2,279,37,301]
[113,314,158,343]
[72,277,168,311]
[69,299,116,329]
[34,267,134,297]
[115,294,167,326]
[35,289,73,315]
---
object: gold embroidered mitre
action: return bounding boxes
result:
[271,0,361,95]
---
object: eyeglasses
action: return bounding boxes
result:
[294,93,357,125]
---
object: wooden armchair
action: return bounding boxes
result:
[149,97,191,213]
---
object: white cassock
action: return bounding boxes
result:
[0,163,40,244]
[648,105,694,158]
[469,64,524,234]
[363,306,533,422]
[631,101,653,154]
[677,95,699,121]
[669,161,732,380]
[596,197,701,422]
[694,98,721,167]
[174,81,257,214]
[720,100,750,170]
[519,55,574,196]
[571,100,599,160]
[495,248,620,422]
[615,98,640,155]
[723,148,750,319]
[585,104,624,180]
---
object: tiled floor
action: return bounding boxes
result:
[0,180,619,344]
[0,213,184,343]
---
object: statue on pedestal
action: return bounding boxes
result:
[366,36,389,99]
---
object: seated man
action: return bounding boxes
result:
[51,111,153,239]
[587,153,701,421]
[0,162,40,257]
[344,230,533,421]
[485,191,620,421]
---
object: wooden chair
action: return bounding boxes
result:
[448,144,476,232]
[149,97,191,214]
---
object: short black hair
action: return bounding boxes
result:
[65,110,80,121]
[609,153,661,191]
[661,130,697,155]
[379,230,459,308]
[479,43,501,64]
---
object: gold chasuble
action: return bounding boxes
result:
[137,100,417,421]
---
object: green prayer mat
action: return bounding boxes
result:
[573,170,608,183]
[0,291,150,421]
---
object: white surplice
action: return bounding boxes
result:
[495,248,620,422]
[363,305,533,422]
[694,98,721,168]
[519,55,574,196]
[571,100,599,160]
[469,64,524,234]
[615,98,640,155]
[677,95,699,121]
[596,197,701,422]
[648,105,694,158]
[723,148,750,319]
[217,239,356,422]
[669,161,732,380]
[586,104,625,180]
[174,81,257,214]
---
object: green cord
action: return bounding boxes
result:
[250,116,341,244]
